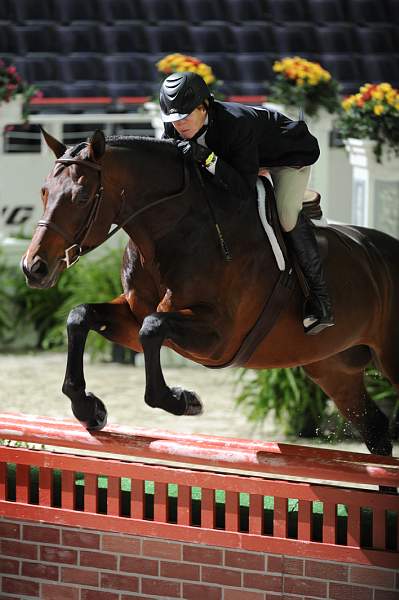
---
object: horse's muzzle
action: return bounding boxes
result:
[21,254,60,289]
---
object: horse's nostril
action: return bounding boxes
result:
[30,258,49,278]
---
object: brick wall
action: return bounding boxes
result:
[1,517,398,600]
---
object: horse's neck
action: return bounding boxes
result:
[106,144,195,256]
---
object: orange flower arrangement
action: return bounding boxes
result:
[338,83,399,161]
[269,56,340,117]
[156,53,217,88]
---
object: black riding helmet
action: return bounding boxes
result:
[160,72,211,123]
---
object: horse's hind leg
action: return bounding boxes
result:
[62,297,141,430]
[303,345,392,456]
[371,339,399,435]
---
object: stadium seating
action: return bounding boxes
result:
[315,24,355,53]
[307,0,348,23]
[266,0,310,23]
[1,0,398,101]
[99,23,148,53]
[180,0,226,23]
[229,23,275,53]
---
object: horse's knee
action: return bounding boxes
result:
[139,314,167,346]
[67,304,93,332]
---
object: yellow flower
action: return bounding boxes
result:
[373,104,384,115]
[371,89,384,101]
[342,95,356,111]
[274,56,333,86]
[379,83,392,93]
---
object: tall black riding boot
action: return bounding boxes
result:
[287,211,335,335]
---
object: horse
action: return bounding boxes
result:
[22,128,399,458]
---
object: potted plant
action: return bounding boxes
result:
[268,56,340,119]
[337,82,399,237]
[338,82,399,163]
[0,59,42,122]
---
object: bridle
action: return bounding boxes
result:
[37,152,190,269]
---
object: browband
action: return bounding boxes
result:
[55,158,102,172]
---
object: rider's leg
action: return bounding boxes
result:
[270,165,334,335]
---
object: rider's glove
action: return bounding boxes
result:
[177,140,212,166]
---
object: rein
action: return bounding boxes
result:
[37,155,190,268]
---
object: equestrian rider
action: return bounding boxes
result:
[159,71,334,335]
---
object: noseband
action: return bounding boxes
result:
[37,153,190,269]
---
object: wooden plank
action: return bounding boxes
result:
[1,413,398,488]
[16,464,29,504]
[225,491,239,532]
[298,499,312,541]
[274,497,288,538]
[2,447,398,511]
[201,488,215,529]
[107,476,121,517]
[249,494,263,535]
[154,482,168,523]
[61,470,75,510]
[177,485,191,526]
[372,508,386,550]
[39,467,52,507]
[84,473,98,514]
[131,479,145,520]
[0,462,6,500]
[347,505,361,548]
[323,502,336,545]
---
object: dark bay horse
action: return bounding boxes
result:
[22,129,399,457]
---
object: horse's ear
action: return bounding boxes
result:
[87,129,106,161]
[40,126,67,158]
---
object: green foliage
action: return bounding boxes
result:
[235,367,335,438]
[0,246,124,358]
[235,366,398,440]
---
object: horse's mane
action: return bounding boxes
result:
[105,135,179,157]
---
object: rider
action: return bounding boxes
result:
[159,71,334,335]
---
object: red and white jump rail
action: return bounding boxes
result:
[0,412,398,570]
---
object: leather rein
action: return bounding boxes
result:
[37,155,190,269]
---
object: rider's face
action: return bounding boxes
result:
[172,105,207,139]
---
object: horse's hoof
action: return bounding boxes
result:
[171,387,203,416]
[367,439,393,456]
[72,393,108,431]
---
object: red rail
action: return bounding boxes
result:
[0,413,398,568]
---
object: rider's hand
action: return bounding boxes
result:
[177,140,211,165]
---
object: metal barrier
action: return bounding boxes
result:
[0,412,398,569]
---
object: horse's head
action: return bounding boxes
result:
[22,128,107,288]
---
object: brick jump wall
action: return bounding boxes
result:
[1,517,398,600]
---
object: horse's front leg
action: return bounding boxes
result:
[62,299,141,430]
[139,311,218,416]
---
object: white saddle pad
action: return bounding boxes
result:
[256,178,286,271]
[256,178,328,272]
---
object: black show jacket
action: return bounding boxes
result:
[163,99,320,202]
